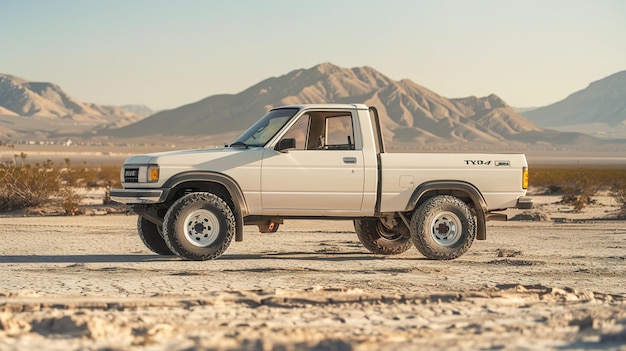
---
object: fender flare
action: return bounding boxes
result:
[406,180,488,240]
[163,171,249,241]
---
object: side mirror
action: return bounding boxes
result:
[275,138,296,152]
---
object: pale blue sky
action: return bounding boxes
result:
[1,0,625,110]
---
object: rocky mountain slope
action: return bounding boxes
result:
[107,63,551,145]
[0,74,144,125]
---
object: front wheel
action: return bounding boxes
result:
[354,218,412,255]
[137,216,174,255]
[410,195,476,260]
[163,192,235,260]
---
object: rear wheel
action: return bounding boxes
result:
[354,218,412,255]
[410,195,476,260]
[163,192,235,261]
[137,216,174,255]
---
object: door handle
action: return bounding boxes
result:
[343,157,357,164]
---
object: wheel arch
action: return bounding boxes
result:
[162,171,248,242]
[406,180,488,240]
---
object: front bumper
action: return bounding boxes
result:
[110,188,169,204]
[516,196,534,210]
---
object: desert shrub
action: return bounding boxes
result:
[609,182,626,218]
[83,165,121,186]
[559,172,597,211]
[59,186,83,215]
[0,160,61,211]
[82,164,121,204]
[58,158,88,215]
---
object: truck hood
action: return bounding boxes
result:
[124,147,259,167]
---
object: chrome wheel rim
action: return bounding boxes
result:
[183,209,220,247]
[429,211,462,247]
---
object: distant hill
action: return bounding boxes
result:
[106,63,556,145]
[118,104,154,116]
[513,107,538,114]
[0,73,144,126]
[523,71,626,127]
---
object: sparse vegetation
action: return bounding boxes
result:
[59,158,87,215]
[82,164,121,205]
[559,172,597,211]
[1,142,121,214]
[0,159,61,211]
[531,168,626,212]
[609,182,626,218]
[531,168,626,190]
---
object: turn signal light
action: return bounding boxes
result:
[148,165,160,183]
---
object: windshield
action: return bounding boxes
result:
[231,108,299,147]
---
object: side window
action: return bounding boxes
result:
[280,114,310,150]
[304,112,356,150]
[277,111,356,151]
[325,115,355,150]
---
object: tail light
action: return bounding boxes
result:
[522,167,529,190]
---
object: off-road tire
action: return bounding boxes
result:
[137,216,174,255]
[410,195,476,260]
[354,218,412,255]
[163,192,235,261]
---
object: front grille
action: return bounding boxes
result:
[124,168,139,183]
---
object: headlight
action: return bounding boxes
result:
[123,164,159,183]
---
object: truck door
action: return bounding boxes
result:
[261,110,365,215]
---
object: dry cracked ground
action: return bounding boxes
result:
[0,207,625,350]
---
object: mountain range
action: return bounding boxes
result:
[1,65,625,147]
[522,71,626,139]
[106,63,620,146]
[0,73,145,138]
[103,63,544,144]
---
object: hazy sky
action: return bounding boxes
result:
[2,0,625,110]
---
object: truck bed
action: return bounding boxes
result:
[379,153,528,212]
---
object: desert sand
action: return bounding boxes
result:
[0,194,625,350]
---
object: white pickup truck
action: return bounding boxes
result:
[111,104,532,261]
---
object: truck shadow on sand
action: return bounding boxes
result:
[0,252,424,264]
[223,252,423,262]
[0,254,177,264]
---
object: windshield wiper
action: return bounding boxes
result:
[229,141,249,148]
